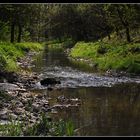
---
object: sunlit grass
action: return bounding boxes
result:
[0,42,44,72]
[70,41,140,74]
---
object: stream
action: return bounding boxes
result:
[32,48,140,136]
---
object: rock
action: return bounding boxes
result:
[43,104,49,108]
[44,107,52,112]
[0,83,21,91]
[0,120,11,125]
[14,108,25,115]
[52,104,64,109]
[32,76,38,80]
[35,94,43,99]
[3,102,10,108]
[0,110,10,120]
[68,98,81,104]
[21,98,28,105]
[15,101,24,108]
[0,71,19,83]
[40,78,61,86]
[32,103,40,112]
[51,109,58,114]
[33,112,39,117]
[47,87,53,91]
[19,114,26,121]
[29,119,36,124]
[9,114,18,120]
[57,95,67,103]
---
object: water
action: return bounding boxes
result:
[32,48,140,136]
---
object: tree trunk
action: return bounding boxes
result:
[11,22,15,43]
[17,24,22,43]
[108,34,111,40]
[116,7,131,42]
[125,26,131,43]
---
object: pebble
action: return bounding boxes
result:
[32,103,40,113]
[9,113,18,120]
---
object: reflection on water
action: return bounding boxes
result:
[32,48,140,136]
[33,48,99,74]
[48,84,140,136]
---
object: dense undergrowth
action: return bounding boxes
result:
[0,42,43,72]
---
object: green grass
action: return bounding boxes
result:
[0,42,43,72]
[70,41,140,74]
[0,120,23,136]
[47,43,64,51]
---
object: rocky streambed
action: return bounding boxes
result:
[0,51,80,131]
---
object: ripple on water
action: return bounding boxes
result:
[38,66,140,88]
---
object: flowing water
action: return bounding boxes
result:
[32,48,140,136]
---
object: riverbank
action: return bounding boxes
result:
[69,41,140,75]
[0,42,77,136]
[0,42,45,135]
[0,42,43,73]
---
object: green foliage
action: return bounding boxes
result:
[97,42,108,54]
[0,120,23,136]
[46,39,62,45]
[46,39,75,51]
[0,21,10,41]
[0,4,139,43]
[26,113,75,136]
[47,43,64,51]
[61,39,76,48]
[65,120,74,136]
[0,42,43,72]
[0,53,7,70]
[0,113,75,136]
[70,41,140,74]
[15,42,43,52]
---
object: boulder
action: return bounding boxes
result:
[0,71,19,83]
[40,78,61,86]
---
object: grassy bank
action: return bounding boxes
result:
[70,41,140,74]
[0,42,43,72]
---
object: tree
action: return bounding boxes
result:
[104,4,140,42]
